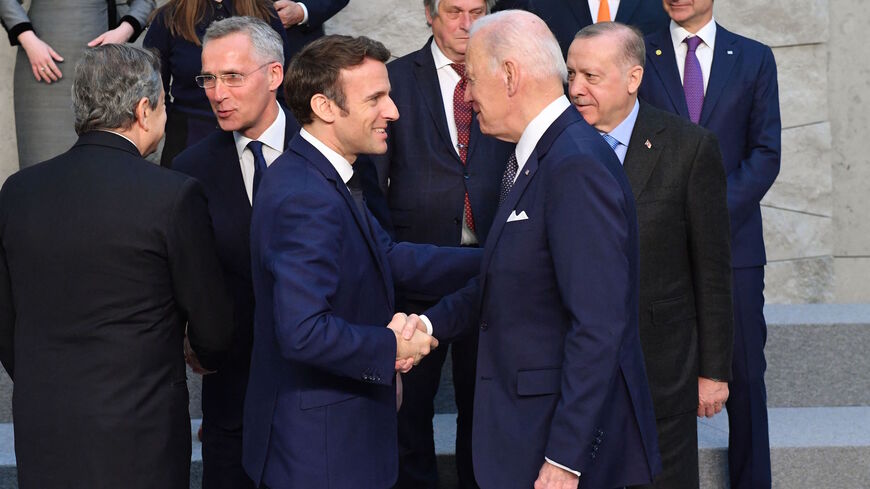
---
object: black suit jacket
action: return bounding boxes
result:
[624,102,733,418]
[527,0,669,57]
[172,108,390,429]
[0,131,233,489]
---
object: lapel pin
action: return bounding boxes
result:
[644,139,652,149]
[655,49,662,56]
[727,50,733,55]
[524,169,530,175]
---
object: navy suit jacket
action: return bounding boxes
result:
[639,24,781,267]
[242,134,481,488]
[426,107,661,489]
[527,0,669,57]
[171,108,298,430]
[369,38,513,248]
[283,0,348,58]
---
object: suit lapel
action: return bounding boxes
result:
[212,132,252,211]
[565,0,593,28]
[290,135,392,297]
[646,30,690,118]
[414,40,461,163]
[614,0,640,23]
[623,103,665,200]
[699,25,739,126]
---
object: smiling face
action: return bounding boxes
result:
[463,37,512,141]
[201,32,282,139]
[663,0,714,33]
[427,0,487,63]
[566,34,641,133]
[330,57,399,161]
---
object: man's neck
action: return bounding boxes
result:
[239,99,280,141]
[302,123,356,164]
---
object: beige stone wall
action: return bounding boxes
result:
[1,0,867,303]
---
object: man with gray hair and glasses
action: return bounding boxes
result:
[0,43,233,489]
[173,16,298,489]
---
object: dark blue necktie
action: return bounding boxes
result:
[248,140,268,198]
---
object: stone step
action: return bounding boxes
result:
[0,408,868,488]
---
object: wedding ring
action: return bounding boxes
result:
[39,67,46,72]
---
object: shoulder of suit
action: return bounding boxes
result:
[173,130,235,172]
[716,24,773,53]
[639,102,716,141]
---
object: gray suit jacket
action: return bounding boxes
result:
[625,101,733,419]
[1,0,155,44]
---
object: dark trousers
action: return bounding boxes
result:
[629,411,699,489]
[395,306,479,489]
[201,420,256,489]
[726,267,771,489]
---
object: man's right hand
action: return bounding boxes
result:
[387,313,438,373]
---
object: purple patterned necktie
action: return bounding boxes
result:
[683,35,704,124]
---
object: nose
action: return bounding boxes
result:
[568,77,586,100]
[459,11,473,30]
[463,82,473,104]
[384,95,399,121]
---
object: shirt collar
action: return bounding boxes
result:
[99,130,139,152]
[515,96,571,168]
[233,101,286,158]
[670,17,717,50]
[299,127,354,185]
[604,99,640,147]
[430,38,456,70]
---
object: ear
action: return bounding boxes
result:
[503,59,520,97]
[424,5,435,25]
[135,97,151,130]
[627,65,644,94]
[309,93,337,123]
[267,62,284,92]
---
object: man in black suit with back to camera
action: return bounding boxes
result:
[0,44,233,489]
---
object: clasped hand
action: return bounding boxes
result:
[388,313,438,373]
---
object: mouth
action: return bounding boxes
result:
[215,107,235,118]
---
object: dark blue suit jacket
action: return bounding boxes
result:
[242,133,481,488]
[526,0,669,57]
[639,25,781,267]
[369,38,513,249]
[426,107,661,489]
[171,109,298,430]
[283,0,348,58]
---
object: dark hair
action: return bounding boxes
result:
[574,22,646,69]
[284,35,391,125]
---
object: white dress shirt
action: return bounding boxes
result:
[233,102,286,204]
[670,18,717,93]
[588,0,620,21]
[299,128,354,187]
[430,41,478,245]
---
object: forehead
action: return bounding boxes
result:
[202,33,255,69]
[568,36,618,67]
[339,58,390,97]
[438,0,487,11]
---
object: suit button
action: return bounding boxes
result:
[480,321,488,331]
[464,172,470,180]
[453,217,461,225]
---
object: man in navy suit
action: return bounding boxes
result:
[243,34,483,489]
[365,1,512,487]
[172,17,297,489]
[271,0,349,57]
[405,10,661,489]
[499,0,669,57]
[639,2,781,488]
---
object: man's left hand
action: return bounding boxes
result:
[273,0,305,28]
[698,376,729,418]
[534,461,579,489]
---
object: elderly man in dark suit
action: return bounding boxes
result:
[365,1,512,487]
[406,10,661,489]
[567,22,732,489]
[639,1,781,486]
[0,44,233,489]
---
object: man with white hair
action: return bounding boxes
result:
[408,9,661,489]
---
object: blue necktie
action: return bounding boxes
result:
[248,140,268,198]
[683,35,705,124]
[601,133,620,152]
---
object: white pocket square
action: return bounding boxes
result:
[506,210,528,222]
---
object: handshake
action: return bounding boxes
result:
[388,313,439,373]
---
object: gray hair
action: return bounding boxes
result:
[470,10,568,83]
[72,44,162,135]
[203,16,284,66]
[574,22,646,69]
[424,0,496,19]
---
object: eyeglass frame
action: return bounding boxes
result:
[195,62,276,89]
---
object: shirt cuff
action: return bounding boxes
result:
[7,22,33,46]
[419,315,434,336]
[544,457,581,477]
[297,2,309,25]
[118,15,144,42]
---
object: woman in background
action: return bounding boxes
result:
[144,0,290,166]
[1,0,155,168]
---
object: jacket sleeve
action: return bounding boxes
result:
[299,0,348,30]
[119,0,156,41]
[1,0,32,46]
[687,130,734,380]
[725,45,781,230]
[166,178,234,371]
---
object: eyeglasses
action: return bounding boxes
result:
[195,62,273,88]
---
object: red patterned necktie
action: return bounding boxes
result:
[450,62,475,232]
